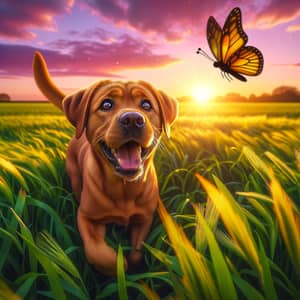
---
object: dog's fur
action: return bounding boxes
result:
[33,51,178,275]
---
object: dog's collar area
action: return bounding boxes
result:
[99,140,152,178]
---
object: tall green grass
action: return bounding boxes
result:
[0,102,299,299]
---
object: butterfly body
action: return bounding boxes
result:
[198,7,264,82]
[213,61,247,82]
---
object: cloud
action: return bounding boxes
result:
[0,34,179,77]
[2,1,300,42]
[85,0,126,21]
[0,0,74,40]
[84,0,232,41]
[66,27,116,42]
[253,0,300,28]
[85,1,300,39]
[286,24,300,32]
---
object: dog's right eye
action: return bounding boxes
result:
[141,99,152,111]
[99,99,114,111]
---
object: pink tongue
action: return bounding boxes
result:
[115,143,141,170]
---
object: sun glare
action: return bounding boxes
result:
[192,86,213,105]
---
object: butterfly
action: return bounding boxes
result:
[197,7,264,82]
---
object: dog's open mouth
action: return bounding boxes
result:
[99,140,152,178]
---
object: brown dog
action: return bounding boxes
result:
[33,51,178,275]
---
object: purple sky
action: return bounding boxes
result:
[0,0,300,100]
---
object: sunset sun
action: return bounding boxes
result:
[192,86,213,104]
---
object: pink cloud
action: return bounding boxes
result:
[66,27,115,42]
[286,24,300,32]
[2,1,299,42]
[84,0,232,41]
[85,0,126,20]
[83,1,300,37]
[253,0,300,28]
[0,34,179,77]
[0,0,74,40]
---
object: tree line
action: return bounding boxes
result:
[214,86,300,103]
[180,85,300,103]
[0,93,11,102]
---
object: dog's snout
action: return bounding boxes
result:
[119,112,145,129]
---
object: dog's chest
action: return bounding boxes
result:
[81,180,149,225]
[93,198,147,226]
[108,187,146,217]
[103,178,144,203]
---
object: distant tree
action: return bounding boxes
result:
[248,94,257,102]
[0,93,11,102]
[178,96,193,103]
[188,85,300,103]
[254,86,300,102]
[224,92,247,102]
[272,86,299,96]
[271,86,300,102]
[213,95,224,102]
[256,93,272,102]
[213,93,247,102]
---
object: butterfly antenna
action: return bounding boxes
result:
[196,48,215,62]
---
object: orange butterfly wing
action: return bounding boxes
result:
[221,7,248,63]
[206,7,263,80]
[229,46,264,76]
[207,16,222,61]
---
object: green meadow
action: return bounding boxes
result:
[0,102,299,299]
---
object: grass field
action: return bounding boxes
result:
[0,102,299,299]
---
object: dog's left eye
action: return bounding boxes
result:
[100,99,114,111]
[141,99,152,111]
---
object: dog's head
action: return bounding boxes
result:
[33,51,178,181]
[63,80,178,180]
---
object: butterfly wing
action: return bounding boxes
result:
[206,7,264,81]
[228,46,264,76]
[221,7,248,64]
[207,16,222,61]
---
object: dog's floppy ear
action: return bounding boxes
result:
[62,86,96,139]
[62,80,111,138]
[156,90,178,138]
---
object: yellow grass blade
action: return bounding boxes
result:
[193,204,238,300]
[195,199,219,253]
[195,174,261,276]
[0,156,28,191]
[158,199,220,300]
[265,151,298,184]
[269,176,300,276]
[0,176,14,204]
[243,147,270,182]
[0,280,21,300]
[139,282,160,300]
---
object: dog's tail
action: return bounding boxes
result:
[33,51,65,111]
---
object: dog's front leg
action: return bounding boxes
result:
[77,209,124,276]
[128,217,153,267]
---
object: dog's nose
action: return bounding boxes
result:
[119,112,145,129]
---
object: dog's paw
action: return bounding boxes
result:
[128,249,143,265]
[85,243,127,276]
